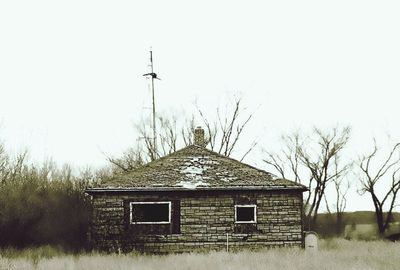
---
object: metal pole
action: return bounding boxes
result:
[149,50,156,155]
[143,49,159,159]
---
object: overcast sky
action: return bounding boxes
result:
[1,0,400,211]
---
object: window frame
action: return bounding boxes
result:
[129,201,172,224]
[234,204,257,224]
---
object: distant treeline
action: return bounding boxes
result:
[315,211,400,238]
[0,148,107,251]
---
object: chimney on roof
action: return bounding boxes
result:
[194,126,205,146]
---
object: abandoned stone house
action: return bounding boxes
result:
[86,127,307,253]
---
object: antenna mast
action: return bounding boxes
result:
[143,49,159,157]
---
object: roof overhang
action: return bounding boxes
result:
[86,186,307,194]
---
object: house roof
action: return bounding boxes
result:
[87,145,307,192]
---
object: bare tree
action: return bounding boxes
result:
[106,98,257,173]
[358,139,400,236]
[136,118,158,162]
[0,142,10,183]
[181,115,195,147]
[106,146,145,173]
[324,156,351,235]
[137,115,195,161]
[264,132,303,183]
[198,98,257,160]
[106,115,183,169]
[263,126,351,229]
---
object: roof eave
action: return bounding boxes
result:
[85,186,308,194]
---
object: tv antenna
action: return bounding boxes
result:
[143,49,160,156]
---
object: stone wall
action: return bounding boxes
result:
[89,190,303,253]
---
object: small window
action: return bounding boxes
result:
[235,205,257,223]
[130,202,171,224]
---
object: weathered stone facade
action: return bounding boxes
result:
[89,190,304,253]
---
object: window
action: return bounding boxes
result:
[130,202,171,224]
[235,205,257,223]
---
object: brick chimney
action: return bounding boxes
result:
[194,126,205,146]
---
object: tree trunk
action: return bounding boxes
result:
[335,212,344,235]
[375,208,385,236]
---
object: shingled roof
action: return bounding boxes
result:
[88,144,306,192]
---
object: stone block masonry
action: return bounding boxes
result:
[89,190,304,253]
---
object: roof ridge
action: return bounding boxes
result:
[127,144,271,177]
[102,144,306,190]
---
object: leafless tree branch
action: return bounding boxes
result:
[358,139,400,235]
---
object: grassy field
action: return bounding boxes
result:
[1,239,399,270]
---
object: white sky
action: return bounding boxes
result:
[1,0,400,212]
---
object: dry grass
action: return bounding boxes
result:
[1,239,399,270]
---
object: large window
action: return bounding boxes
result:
[235,205,257,223]
[130,202,171,224]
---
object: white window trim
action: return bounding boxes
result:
[129,201,171,224]
[234,204,257,224]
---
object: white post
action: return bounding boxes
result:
[226,233,229,252]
